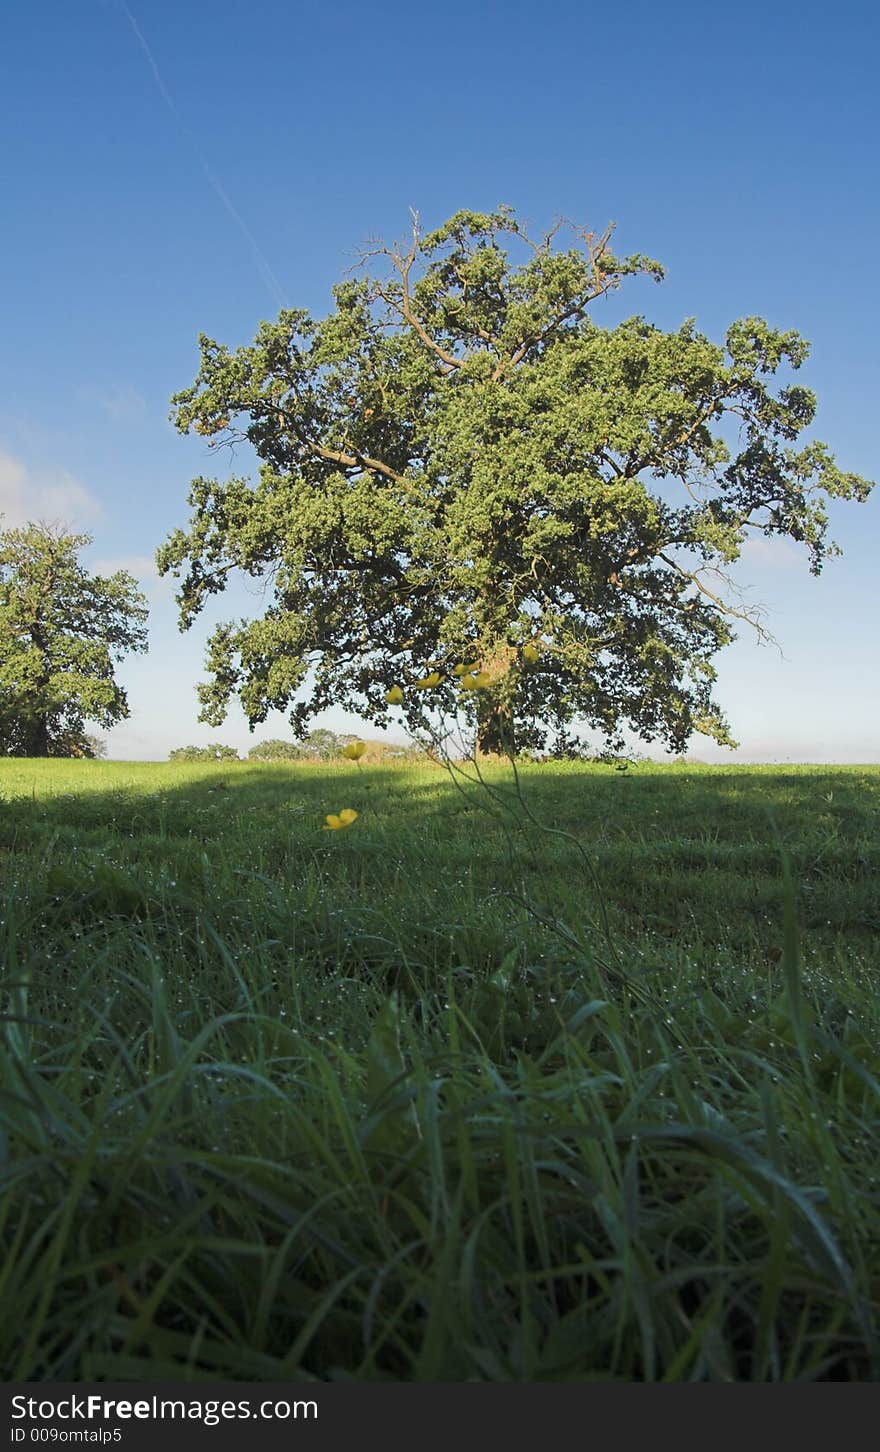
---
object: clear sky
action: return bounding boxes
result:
[2,0,877,762]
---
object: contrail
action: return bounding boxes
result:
[114,1,289,311]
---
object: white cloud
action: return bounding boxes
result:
[737,534,803,567]
[0,451,103,530]
[93,553,159,579]
[91,552,173,602]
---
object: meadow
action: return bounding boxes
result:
[1,756,878,1381]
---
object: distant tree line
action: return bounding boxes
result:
[168,730,420,763]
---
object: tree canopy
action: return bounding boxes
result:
[158,207,873,754]
[0,522,149,757]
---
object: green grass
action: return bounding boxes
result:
[1,756,878,1380]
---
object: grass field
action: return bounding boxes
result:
[1,756,878,1380]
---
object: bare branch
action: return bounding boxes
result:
[356,215,463,373]
[657,550,778,645]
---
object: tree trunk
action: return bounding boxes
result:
[476,701,515,758]
[25,715,50,757]
[474,639,517,757]
[26,627,52,757]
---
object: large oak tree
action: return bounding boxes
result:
[158,208,872,754]
[0,522,149,757]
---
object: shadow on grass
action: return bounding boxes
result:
[2,759,879,954]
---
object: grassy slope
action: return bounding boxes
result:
[1,759,878,1380]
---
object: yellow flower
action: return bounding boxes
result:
[324,809,358,831]
[342,740,367,760]
[414,671,442,689]
[522,641,540,664]
[385,684,404,704]
[459,670,493,690]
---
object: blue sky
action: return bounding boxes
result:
[2,0,877,761]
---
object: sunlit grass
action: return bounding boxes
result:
[1,758,878,1380]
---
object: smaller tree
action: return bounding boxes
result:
[297,728,343,759]
[0,522,148,758]
[169,743,240,762]
[248,738,305,760]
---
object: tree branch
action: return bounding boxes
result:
[497,225,617,379]
[657,550,777,644]
[361,217,463,373]
[248,400,410,485]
